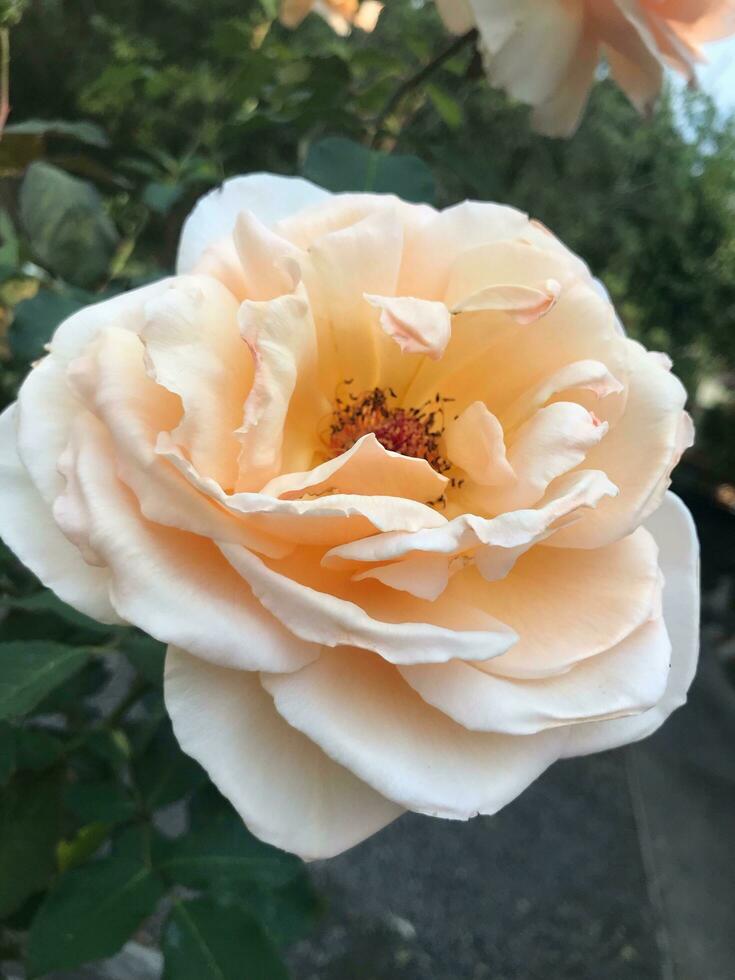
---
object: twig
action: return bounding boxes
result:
[370,28,477,149]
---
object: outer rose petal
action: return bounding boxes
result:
[562,492,699,755]
[165,647,402,860]
[0,405,122,624]
[176,174,329,275]
[262,648,567,819]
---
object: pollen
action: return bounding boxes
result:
[326,385,452,476]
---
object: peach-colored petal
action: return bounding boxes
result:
[55,413,318,674]
[0,405,122,624]
[262,648,567,819]
[165,647,401,860]
[532,34,599,137]
[232,210,304,302]
[400,613,669,735]
[352,552,451,602]
[444,401,515,487]
[470,526,662,679]
[262,432,448,503]
[141,276,249,489]
[353,0,382,31]
[219,541,518,666]
[236,286,324,490]
[365,294,452,360]
[450,280,561,324]
[563,492,699,754]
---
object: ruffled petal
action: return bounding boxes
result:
[165,647,401,859]
[0,405,121,623]
[562,491,699,755]
[176,173,329,275]
[261,648,567,819]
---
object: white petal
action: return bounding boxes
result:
[562,492,699,755]
[176,174,330,275]
[165,647,401,859]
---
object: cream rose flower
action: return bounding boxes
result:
[279,0,382,35]
[0,174,699,859]
[436,0,735,136]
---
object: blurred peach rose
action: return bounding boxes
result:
[0,174,699,859]
[280,0,382,35]
[436,0,735,135]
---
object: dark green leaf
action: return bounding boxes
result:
[303,136,435,203]
[0,722,16,785]
[143,181,185,215]
[0,642,89,720]
[155,785,300,890]
[239,871,324,947]
[19,161,120,287]
[57,822,111,873]
[14,727,64,771]
[0,769,63,917]
[0,208,20,268]
[135,719,206,809]
[122,633,166,686]
[6,590,113,634]
[4,118,110,147]
[10,289,87,364]
[162,898,288,980]
[65,779,138,824]
[26,854,165,977]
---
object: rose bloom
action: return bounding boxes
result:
[436,0,735,136]
[0,175,699,859]
[279,0,382,35]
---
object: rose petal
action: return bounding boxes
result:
[365,294,452,359]
[165,647,401,859]
[262,648,567,819]
[562,491,699,755]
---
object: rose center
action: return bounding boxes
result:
[327,386,451,474]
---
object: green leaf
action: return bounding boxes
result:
[0,769,63,917]
[19,161,120,287]
[142,181,185,215]
[0,208,20,268]
[239,872,324,947]
[4,118,110,147]
[122,633,166,686]
[6,590,113,634]
[425,83,463,129]
[57,822,111,874]
[10,289,87,364]
[0,642,90,720]
[0,723,15,785]
[65,779,138,824]
[14,727,64,771]
[162,898,288,980]
[135,719,206,809]
[303,136,435,204]
[155,785,300,890]
[26,854,165,977]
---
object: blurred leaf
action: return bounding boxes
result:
[0,642,89,720]
[156,784,301,890]
[35,656,109,718]
[135,718,206,810]
[5,118,110,147]
[65,779,137,824]
[57,821,110,873]
[425,83,463,129]
[303,136,435,203]
[10,289,87,364]
[14,727,64,770]
[26,853,165,977]
[122,633,166,686]
[0,132,43,176]
[240,871,324,947]
[0,208,20,268]
[6,589,113,634]
[162,897,288,980]
[19,161,120,287]
[0,769,63,917]
[143,181,185,215]
[0,721,16,785]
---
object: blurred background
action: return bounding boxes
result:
[0,1,734,978]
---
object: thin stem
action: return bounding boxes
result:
[0,29,9,135]
[370,28,477,149]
